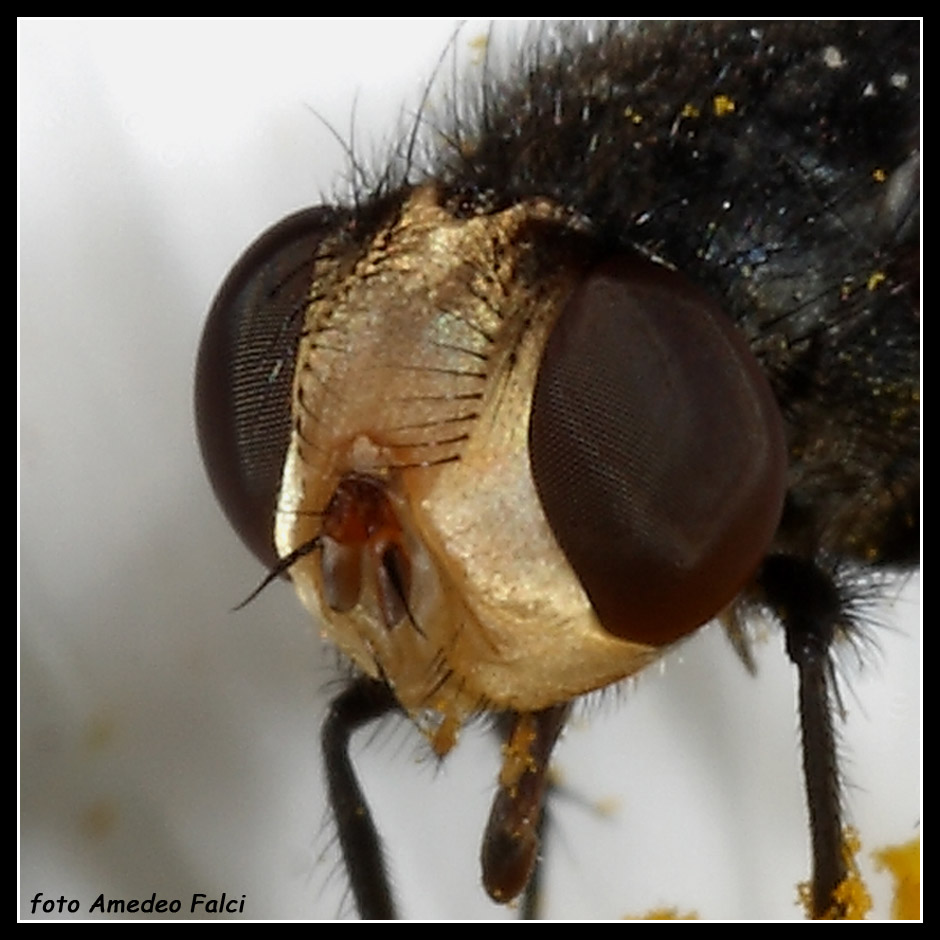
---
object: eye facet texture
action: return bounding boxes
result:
[195,207,343,570]
[529,256,788,646]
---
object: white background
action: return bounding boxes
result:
[19,18,920,920]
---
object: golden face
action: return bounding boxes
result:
[276,188,648,743]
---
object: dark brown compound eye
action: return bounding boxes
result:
[195,206,346,570]
[529,255,788,647]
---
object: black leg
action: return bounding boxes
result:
[321,675,400,919]
[758,554,849,918]
[481,704,570,909]
[518,781,553,921]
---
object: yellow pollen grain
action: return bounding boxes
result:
[713,94,736,117]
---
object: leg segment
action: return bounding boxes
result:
[321,676,400,919]
[481,703,571,907]
[758,554,849,918]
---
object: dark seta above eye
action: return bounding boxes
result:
[195,20,920,919]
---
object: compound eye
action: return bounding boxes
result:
[195,207,344,570]
[529,256,787,647]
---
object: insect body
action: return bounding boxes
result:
[195,21,919,918]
